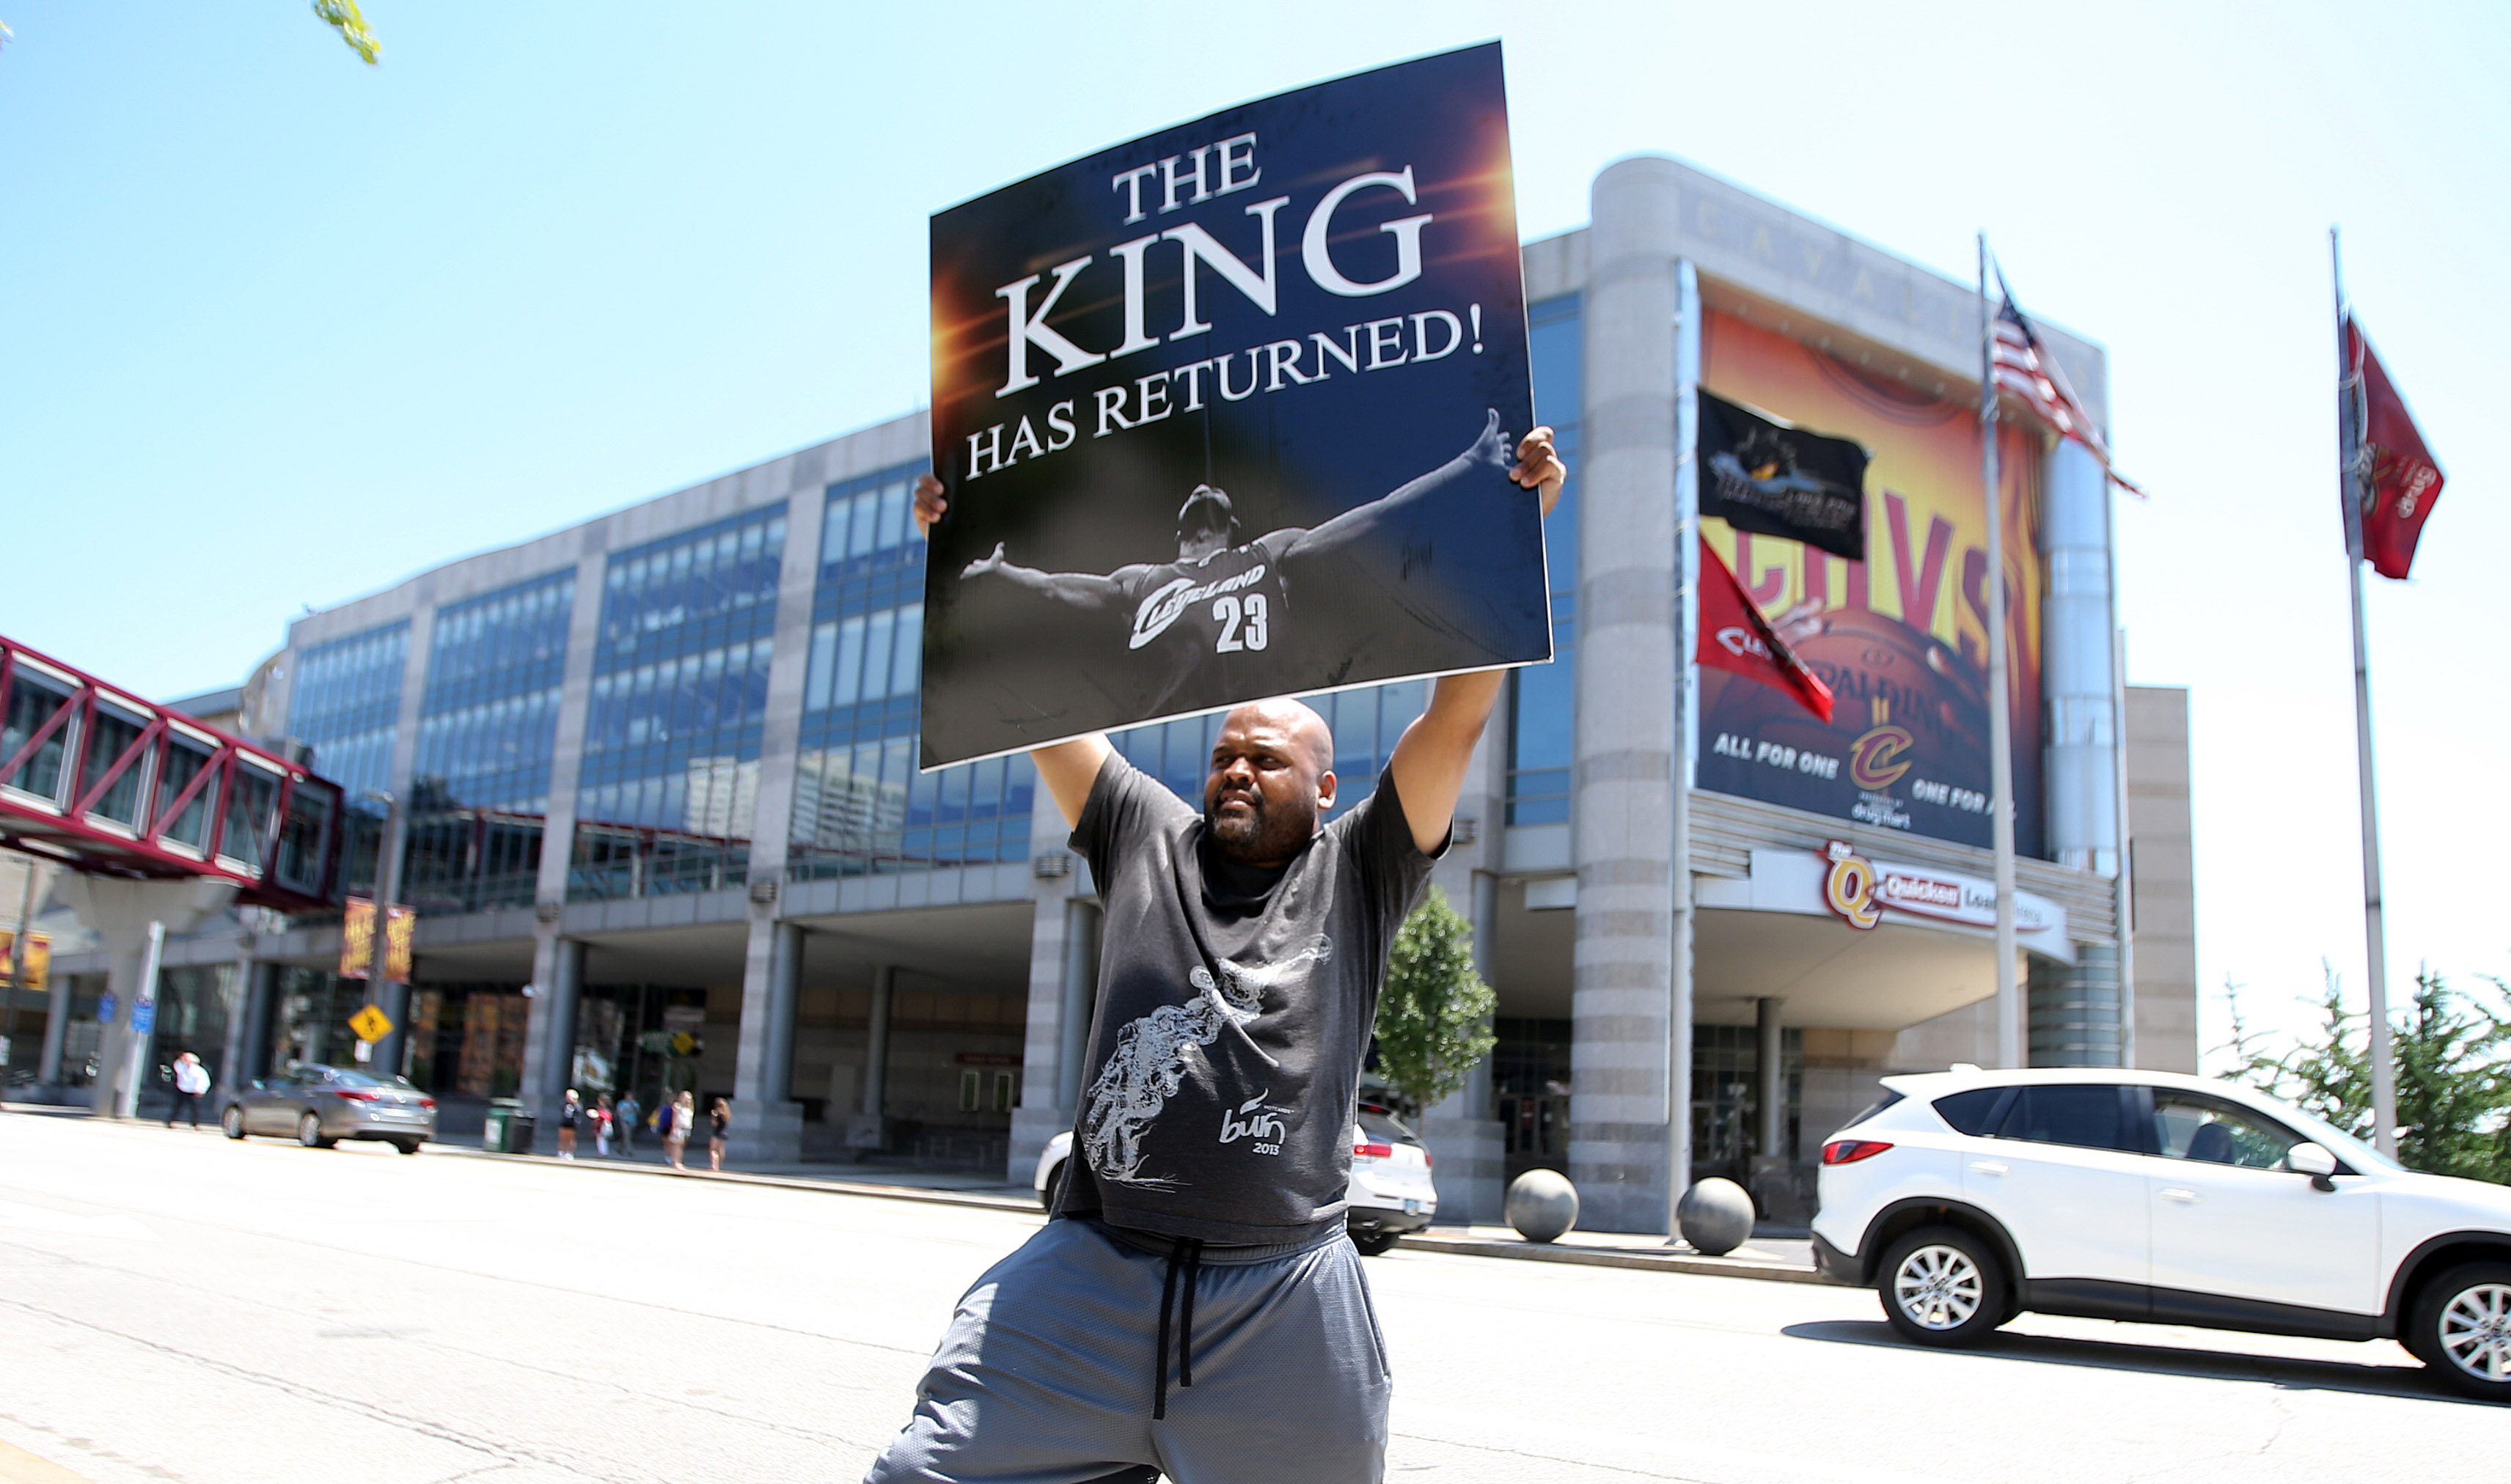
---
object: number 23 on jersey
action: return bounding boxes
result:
[1213,595,1269,653]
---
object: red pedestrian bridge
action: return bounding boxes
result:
[0,633,343,911]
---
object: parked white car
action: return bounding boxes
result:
[1033,1103,1438,1255]
[1811,1067,2511,1400]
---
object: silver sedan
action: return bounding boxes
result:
[220,1063,438,1154]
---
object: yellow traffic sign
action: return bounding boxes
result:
[348,1004,395,1043]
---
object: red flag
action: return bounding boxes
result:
[2345,317,2446,580]
[1698,537,1834,722]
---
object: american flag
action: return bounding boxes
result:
[1990,271,2144,496]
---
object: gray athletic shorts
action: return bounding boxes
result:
[862,1217,1390,1484]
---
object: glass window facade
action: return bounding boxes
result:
[571,505,785,900]
[789,460,1039,878]
[1507,294,1583,825]
[415,569,574,812]
[406,568,576,913]
[287,621,409,805]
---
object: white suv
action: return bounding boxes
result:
[1811,1068,2511,1400]
[1032,1103,1437,1255]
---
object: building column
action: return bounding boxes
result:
[730,917,804,1164]
[1754,996,1785,1159]
[1011,856,1096,1183]
[848,964,896,1155]
[1568,155,1684,1233]
[37,954,73,1086]
[1057,900,1101,1114]
[1420,843,1507,1226]
[521,933,583,1147]
[217,954,278,1101]
[2029,947,2122,1068]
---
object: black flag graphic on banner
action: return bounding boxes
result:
[1697,390,1869,561]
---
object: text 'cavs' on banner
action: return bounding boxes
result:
[922,42,1547,768]
[1697,312,2045,855]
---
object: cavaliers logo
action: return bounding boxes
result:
[1819,840,1880,930]
[1849,724,1913,790]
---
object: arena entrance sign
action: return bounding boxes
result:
[921,41,1549,767]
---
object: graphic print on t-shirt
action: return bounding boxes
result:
[1080,936,1333,1188]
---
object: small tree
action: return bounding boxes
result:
[2221,966,2511,1185]
[1370,886,1497,1120]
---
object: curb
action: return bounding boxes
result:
[441,1146,1828,1284]
[1393,1230,1828,1284]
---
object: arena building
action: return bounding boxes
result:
[32,155,2194,1233]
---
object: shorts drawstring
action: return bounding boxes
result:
[1151,1235,1204,1419]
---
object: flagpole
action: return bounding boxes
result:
[1666,257,1701,1239]
[2332,227,2398,1157]
[1978,236,2023,1068]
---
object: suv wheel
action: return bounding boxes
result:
[1352,1232,1399,1257]
[1877,1225,2009,1347]
[296,1112,336,1149]
[2411,1262,2511,1401]
[221,1106,246,1140]
[1038,1159,1065,1211]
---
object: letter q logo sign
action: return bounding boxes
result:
[1819,840,1881,930]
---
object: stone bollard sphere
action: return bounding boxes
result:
[1505,1169,1580,1244]
[1676,1177,1756,1256]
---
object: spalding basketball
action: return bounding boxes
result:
[1699,606,1992,840]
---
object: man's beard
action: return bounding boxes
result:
[1206,787,1315,865]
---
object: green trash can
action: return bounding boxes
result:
[484,1099,521,1153]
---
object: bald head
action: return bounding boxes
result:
[1203,699,1337,867]
[1224,698,1332,770]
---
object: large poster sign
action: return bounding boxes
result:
[921,43,1546,768]
[1697,312,2045,855]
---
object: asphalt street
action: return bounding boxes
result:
[0,1112,2494,1484]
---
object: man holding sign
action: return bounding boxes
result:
[867,427,1560,1484]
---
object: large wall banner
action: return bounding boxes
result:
[1696,312,2046,856]
[921,43,1546,768]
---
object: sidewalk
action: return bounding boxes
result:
[435,1138,1822,1282]
[12,1103,1825,1285]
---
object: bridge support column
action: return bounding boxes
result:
[52,877,236,1117]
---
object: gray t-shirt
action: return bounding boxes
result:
[1056,752,1440,1245]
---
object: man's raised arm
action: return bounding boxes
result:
[1281,408,1517,567]
[1382,425,1566,853]
[915,474,1112,827]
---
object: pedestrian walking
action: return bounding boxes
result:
[862,426,1563,1484]
[557,1088,581,1159]
[615,1090,642,1156]
[592,1093,615,1158]
[708,1097,730,1172]
[164,1051,210,1128]
[664,1090,695,1171]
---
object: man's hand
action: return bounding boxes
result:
[1513,425,1566,518]
[962,542,1008,580]
[913,474,947,538]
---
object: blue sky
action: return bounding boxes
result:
[4,1,2505,1054]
